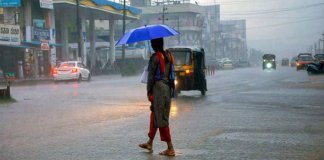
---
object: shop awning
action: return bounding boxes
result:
[22,41,62,47]
[0,44,31,48]
[53,0,142,19]
[90,0,141,15]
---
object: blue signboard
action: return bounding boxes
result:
[0,0,21,7]
[33,28,50,41]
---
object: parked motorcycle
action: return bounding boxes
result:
[307,61,324,74]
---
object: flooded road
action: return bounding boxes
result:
[1,66,324,160]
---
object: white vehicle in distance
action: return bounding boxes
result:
[53,61,91,82]
[222,60,234,69]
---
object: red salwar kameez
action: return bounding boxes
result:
[148,112,171,142]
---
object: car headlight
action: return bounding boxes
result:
[266,63,272,68]
[263,59,266,62]
[175,79,178,86]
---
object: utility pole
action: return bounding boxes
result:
[222,35,225,58]
[162,5,165,24]
[322,33,324,54]
[162,5,167,24]
[159,1,168,24]
[214,0,217,58]
[122,0,126,61]
[319,39,321,54]
[177,16,180,44]
[76,0,82,62]
[200,18,203,47]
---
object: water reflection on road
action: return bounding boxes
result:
[171,93,208,118]
[51,82,81,96]
[170,103,178,117]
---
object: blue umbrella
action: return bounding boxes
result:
[115,24,180,46]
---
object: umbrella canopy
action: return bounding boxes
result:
[115,24,179,46]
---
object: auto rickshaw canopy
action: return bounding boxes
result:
[167,46,206,68]
[263,54,276,60]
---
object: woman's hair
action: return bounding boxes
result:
[150,38,169,62]
[150,38,164,52]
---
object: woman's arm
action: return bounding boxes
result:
[147,54,158,96]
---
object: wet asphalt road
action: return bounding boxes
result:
[0,66,324,160]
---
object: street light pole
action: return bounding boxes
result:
[122,0,126,61]
[319,39,321,54]
[177,16,180,44]
[76,0,82,62]
[222,35,225,58]
[322,33,324,54]
[162,5,166,24]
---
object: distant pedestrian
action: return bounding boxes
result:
[138,38,176,156]
[25,64,32,79]
[206,65,209,76]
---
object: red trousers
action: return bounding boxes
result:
[148,112,172,142]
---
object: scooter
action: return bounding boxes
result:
[307,61,324,74]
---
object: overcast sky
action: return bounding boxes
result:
[197,0,324,58]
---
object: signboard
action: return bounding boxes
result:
[33,19,45,28]
[0,24,20,45]
[39,0,53,9]
[33,28,50,41]
[0,0,21,7]
[41,41,50,51]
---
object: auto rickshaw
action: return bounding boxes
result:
[262,54,276,70]
[167,47,207,96]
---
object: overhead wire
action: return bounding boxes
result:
[246,17,324,30]
[221,16,324,19]
[220,2,324,15]
[203,2,324,18]
[198,0,324,52]
[199,0,322,6]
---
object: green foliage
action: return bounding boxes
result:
[0,97,16,105]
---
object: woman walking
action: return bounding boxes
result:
[139,38,176,156]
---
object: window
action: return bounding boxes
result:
[172,51,191,66]
[78,63,85,68]
[59,62,75,68]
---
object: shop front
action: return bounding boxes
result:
[23,46,51,78]
[0,45,26,79]
[0,44,52,79]
[22,24,58,78]
[0,23,27,79]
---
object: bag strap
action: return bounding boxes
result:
[166,50,174,64]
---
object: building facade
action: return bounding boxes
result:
[0,0,142,79]
[130,0,222,59]
[53,0,141,72]
[202,5,220,59]
[220,20,247,61]
[0,0,56,79]
[138,2,205,49]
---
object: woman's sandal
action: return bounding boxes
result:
[159,149,176,156]
[138,143,153,152]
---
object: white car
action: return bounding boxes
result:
[53,61,91,82]
[222,60,234,69]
